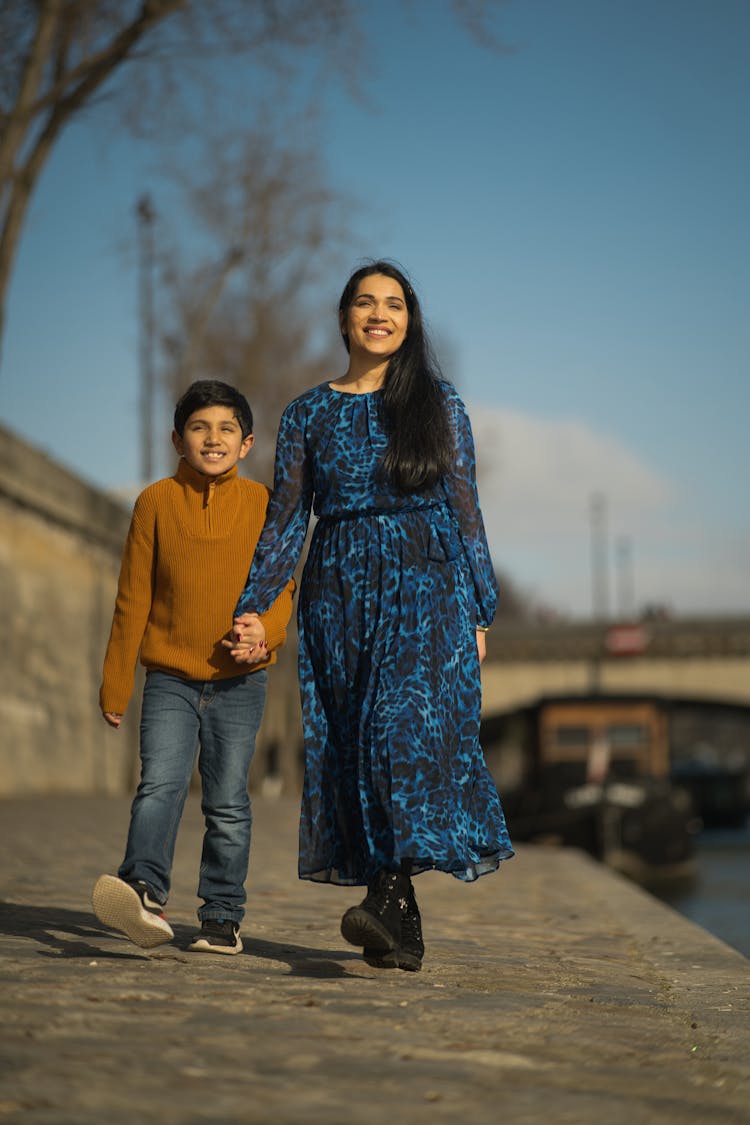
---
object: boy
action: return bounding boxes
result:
[92,381,293,955]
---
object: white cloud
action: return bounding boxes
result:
[468,403,749,618]
[471,406,671,536]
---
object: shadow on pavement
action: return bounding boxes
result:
[0,900,147,960]
[0,900,368,977]
[240,933,366,978]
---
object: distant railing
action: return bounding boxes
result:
[486,618,750,662]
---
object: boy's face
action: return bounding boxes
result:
[172,405,253,477]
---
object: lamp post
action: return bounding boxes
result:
[136,194,156,484]
[590,491,609,620]
[615,534,635,620]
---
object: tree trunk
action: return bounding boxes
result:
[0,0,184,367]
[0,0,63,190]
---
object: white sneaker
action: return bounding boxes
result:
[92,874,174,948]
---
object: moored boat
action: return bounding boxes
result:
[484,695,697,885]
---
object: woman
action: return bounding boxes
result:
[232,260,513,971]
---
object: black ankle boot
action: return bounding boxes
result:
[363,881,424,972]
[341,870,409,958]
[399,885,424,971]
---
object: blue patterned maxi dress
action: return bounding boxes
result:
[235,381,514,885]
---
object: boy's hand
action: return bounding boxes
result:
[103,712,123,728]
[228,642,268,665]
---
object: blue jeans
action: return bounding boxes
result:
[119,669,267,922]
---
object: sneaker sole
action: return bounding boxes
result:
[188,935,243,956]
[364,947,423,972]
[92,875,173,949]
[363,947,400,969]
[340,906,396,953]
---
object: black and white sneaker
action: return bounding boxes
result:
[92,874,174,948]
[188,919,242,955]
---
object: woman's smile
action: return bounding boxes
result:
[343,273,409,359]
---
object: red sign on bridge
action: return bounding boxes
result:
[605,624,651,656]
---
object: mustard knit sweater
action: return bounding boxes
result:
[100,458,295,716]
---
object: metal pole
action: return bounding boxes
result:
[590,492,609,621]
[136,195,156,484]
[615,534,635,620]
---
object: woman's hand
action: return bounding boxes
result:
[476,629,487,665]
[104,712,123,728]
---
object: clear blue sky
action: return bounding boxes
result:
[2,0,748,618]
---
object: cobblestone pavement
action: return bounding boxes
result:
[0,795,748,1125]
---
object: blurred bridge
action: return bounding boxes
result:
[481,616,750,716]
[2,414,748,797]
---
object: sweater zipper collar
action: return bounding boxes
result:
[176,458,238,506]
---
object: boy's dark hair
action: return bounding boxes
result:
[173,381,254,439]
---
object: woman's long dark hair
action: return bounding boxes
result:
[338,260,452,493]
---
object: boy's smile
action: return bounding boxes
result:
[172,405,254,477]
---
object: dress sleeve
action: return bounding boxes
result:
[257,578,296,653]
[441,387,499,628]
[235,400,313,617]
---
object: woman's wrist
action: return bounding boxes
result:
[475,624,489,633]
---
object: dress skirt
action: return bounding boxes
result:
[297,502,513,884]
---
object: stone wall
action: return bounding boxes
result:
[0,423,303,797]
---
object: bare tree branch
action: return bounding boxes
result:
[0,0,511,362]
[0,1,188,349]
[0,0,357,359]
[156,116,353,481]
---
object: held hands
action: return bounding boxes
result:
[225,616,481,664]
[222,612,268,665]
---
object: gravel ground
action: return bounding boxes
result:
[0,794,748,1125]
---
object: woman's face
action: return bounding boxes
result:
[342,273,409,360]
